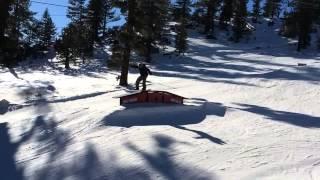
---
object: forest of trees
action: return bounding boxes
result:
[1,0,320,86]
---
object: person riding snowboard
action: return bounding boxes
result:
[134,63,152,90]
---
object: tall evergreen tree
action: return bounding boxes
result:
[202,0,220,37]
[67,0,86,24]
[87,0,105,51]
[67,0,89,60]
[232,0,247,42]
[119,0,137,86]
[296,0,314,51]
[263,0,282,19]
[280,11,298,38]
[2,0,35,65]
[55,24,79,69]
[315,0,320,50]
[0,0,14,65]
[174,0,192,54]
[252,0,261,22]
[38,8,56,50]
[102,0,114,37]
[135,0,170,62]
[25,17,41,48]
[219,0,233,29]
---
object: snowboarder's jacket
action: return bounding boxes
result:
[132,63,152,77]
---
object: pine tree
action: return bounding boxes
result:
[87,0,105,52]
[316,0,320,50]
[174,0,191,54]
[252,0,261,23]
[263,0,281,19]
[280,11,298,38]
[135,0,170,62]
[38,8,56,50]
[204,0,220,37]
[67,0,89,60]
[119,0,137,86]
[102,0,114,37]
[296,0,314,51]
[175,19,188,54]
[0,0,14,66]
[3,0,35,65]
[25,18,40,47]
[232,0,247,42]
[55,24,79,69]
[219,0,233,29]
[109,28,123,69]
[0,1,13,48]
[67,0,86,24]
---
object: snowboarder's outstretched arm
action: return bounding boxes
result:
[147,68,152,75]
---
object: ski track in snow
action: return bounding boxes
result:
[1,20,320,180]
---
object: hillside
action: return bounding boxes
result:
[1,19,320,180]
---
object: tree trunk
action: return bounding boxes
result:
[65,52,70,69]
[297,34,302,52]
[204,3,212,34]
[0,0,12,48]
[103,11,107,37]
[145,39,152,63]
[119,0,136,86]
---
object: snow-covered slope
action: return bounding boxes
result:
[1,20,320,180]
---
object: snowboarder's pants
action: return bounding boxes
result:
[136,76,147,90]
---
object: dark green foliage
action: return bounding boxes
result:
[175,20,188,54]
[296,0,314,51]
[219,0,233,28]
[0,0,14,64]
[252,0,261,22]
[102,0,115,37]
[196,0,221,36]
[232,0,248,42]
[280,0,318,51]
[0,0,35,66]
[87,0,105,43]
[38,9,56,50]
[317,1,320,50]
[55,24,79,69]
[174,0,192,19]
[263,0,282,19]
[134,0,170,62]
[66,0,91,61]
[87,0,105,53]
[174,0,192,54]
[109,28,123,69]
[67,0,86,23]
[280,12,298,38]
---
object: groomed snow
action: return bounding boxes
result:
[1,20,320,180]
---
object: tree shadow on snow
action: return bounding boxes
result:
[103,99,227,145]
[0,123,25,180]
[102,99,226,127]
[235,103,320,128]
[0,115,70,180]
[34,143,153,180]
[153,30,320,86]
[154,51,320,86]
[33,135,217,180]
[173,125,226,145]
[125,134,217,180]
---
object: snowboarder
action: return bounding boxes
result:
[134,63,152,90]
